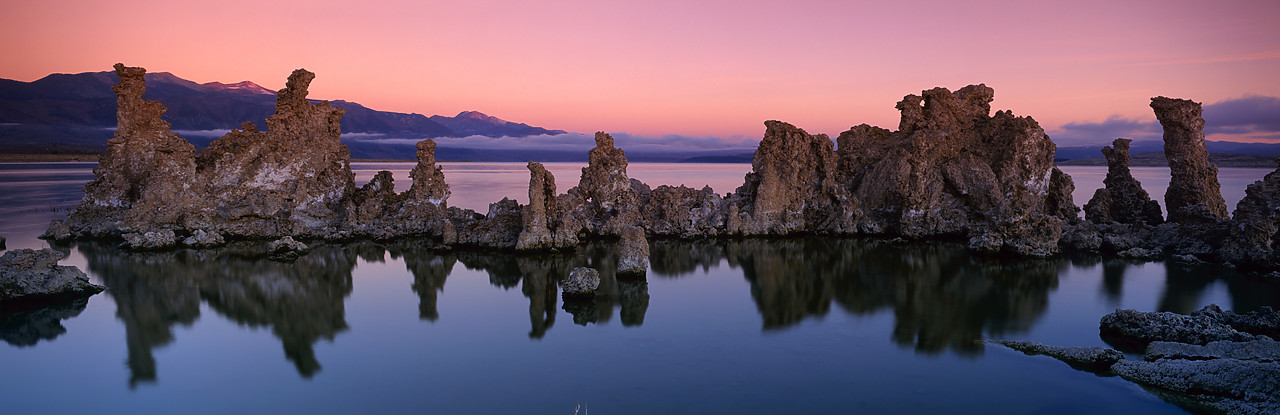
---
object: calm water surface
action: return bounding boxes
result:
[2,162,1279,414]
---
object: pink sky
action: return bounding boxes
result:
[3,0,1278,143]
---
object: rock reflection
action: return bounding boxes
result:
[652,238,1062,355]
[385,242,455,321]
[75,241,355,384]
[0,298,90,347]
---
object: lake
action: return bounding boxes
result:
[2,162,1279,414]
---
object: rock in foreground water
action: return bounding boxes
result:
[561,267,600,299]
[992,340,1123,372]
[0,249,104,305]
[617,226,649,275]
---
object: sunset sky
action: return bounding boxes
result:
[3,0,1278,146]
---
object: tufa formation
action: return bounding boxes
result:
[42,64,1280,272]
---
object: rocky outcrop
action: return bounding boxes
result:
[563,132,641,236]
[616,226,649,275]
[1,249,104,304]
[70,67,1280,268]
[454,198,523,248]
[1100,307,1263,351]
[61,64,198,238]
[47,65,464,247]
[1222,160,1280,268]
[1000,305,1280,415]
[836,85,1073,256]
[194,69,353,238]
[1083,138,1164,224]
[123,230,177,250]
[641,185,725,237]
[561,267,600,299]
[268,236,310,261]
[1152,97,1229,225]
[516,162,576,250]
[729,120,853,235]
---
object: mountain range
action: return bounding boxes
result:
[0,70,565,153]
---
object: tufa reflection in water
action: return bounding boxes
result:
[12,237,1278,387]
[652,238,1062,355]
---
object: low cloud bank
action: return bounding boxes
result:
[1049,95,1280,146]
[345,131,761,154]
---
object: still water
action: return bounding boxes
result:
[2,162,1279,414]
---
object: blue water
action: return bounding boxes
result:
[2,162,1278,414]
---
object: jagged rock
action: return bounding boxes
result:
[1117,247,1162,259]
[1000,306,1280,415]
[992,339,1124,372]
[1222,159,1280,267]
[617,226,649,275]
[1193,304,1280,340]
[516,162,575,250]
[1146,338,1280,362]
[41,219,70,241]
[1111,358,1279,415]
[1151,97,1229,225]
[0,249,104,304]
[642,185,725,237]
[1171,254,1205,264]
[836,85,1073,256]
[405,139,450,205]
[122,230,177,250]
[564,132,641,235]
[729,120,853,235]
[1046,167,1080,222]
[268,236,310,261]
[195,68,352,238]
[181,229,225,247]
[1084,138,1164,224]
[64,64,198,238]
[561,267,600,299]
[1100,308,1260,352]
[455,198,523,248]
[1059,222,1103,252]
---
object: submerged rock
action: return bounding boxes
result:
[0,249,104,304]
[123,230,177,250]
[561,267,600,299]
[1084,138,1164,225]
[992,340,1123,372]
[268,236,310,261]
[1152,97,1229,225]
[182,229,225,248]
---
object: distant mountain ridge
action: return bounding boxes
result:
[0,69,566,151]
[430,110,566,137]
